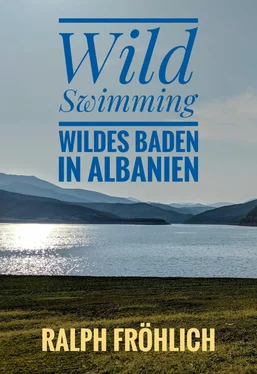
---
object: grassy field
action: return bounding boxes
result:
[0,276,257,374]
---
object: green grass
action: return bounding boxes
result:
[0,276,257,374]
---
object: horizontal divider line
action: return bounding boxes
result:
[59,18,198,24]
[59,121,198,127]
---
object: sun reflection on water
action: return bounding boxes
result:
[10,224,55,251]
[0,224,96,275]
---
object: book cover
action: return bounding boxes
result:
[1,1,257,373]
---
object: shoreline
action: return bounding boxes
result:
[1,274,257,280]
[0,220,257,227]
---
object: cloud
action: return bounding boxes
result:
[196,90,257,143]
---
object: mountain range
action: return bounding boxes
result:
[0,172,256,226]
[0,189,168,225]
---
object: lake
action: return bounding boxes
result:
[0,223,256,278]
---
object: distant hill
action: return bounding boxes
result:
[186,199,257,225]
[208,202,233,208]
[167,203,214,215]
[169,202,233,212]
[0,173,133,204]
[127,197,142,203]
[170,203,209,207]
[0,190,168,225]
[82,202,192,224]
[240,206,257,226]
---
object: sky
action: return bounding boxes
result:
[0,0,257,204]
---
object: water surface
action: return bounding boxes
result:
[0,223,256,277]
